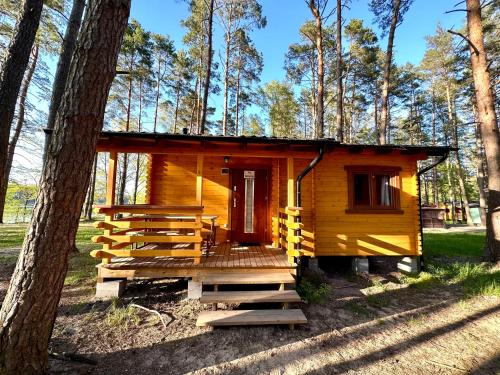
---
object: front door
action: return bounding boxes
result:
[231,168,268,243]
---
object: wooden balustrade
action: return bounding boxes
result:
[91,204,204,264]
[272,206,313,263]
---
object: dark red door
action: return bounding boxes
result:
[230,168,268,243]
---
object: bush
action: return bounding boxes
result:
[296,273,332,304]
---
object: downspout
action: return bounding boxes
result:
[416,151,450,270]
[295,143,325,282]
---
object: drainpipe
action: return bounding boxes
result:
[294,144,325,282]
[416,151,450,270]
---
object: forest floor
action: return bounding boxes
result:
[0,223,499,374]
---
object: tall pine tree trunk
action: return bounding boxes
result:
[475,120,487,226]
[0,44,38,223]
[0,1,130,372]
[45,0,86,136]
[153,59,161,132]
[309,0,324,138]
[173,85,180,132]
[431,88,439,206]
[83,153,97,220]
[378,0,400,145]
[446,85,473,225]
[0,0,43,225]
[466,0,500,260]
[200,0,214,134]
[222,31,231,135]
[118,74,133,205]
[235,60,241,136]
[335,0,344,142]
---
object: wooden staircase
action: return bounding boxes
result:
[196,272,307,328]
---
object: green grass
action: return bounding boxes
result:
[106,299,141,330]
[423,232,486,257]
[401,262,499,297]
[296,272,332,304]
[344,301,372,317]
[0,224,27,249]
[0,222,101,284]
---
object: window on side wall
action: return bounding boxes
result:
[345,166,403,214]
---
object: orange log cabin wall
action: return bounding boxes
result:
[146,150,421,257]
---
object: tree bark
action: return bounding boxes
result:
[475,120,487,226]
[83,153,97,220]
[378,0,400,145]
[309,0,324,138]
[0,44,39,224]
[45,0,86,136]
[466,0,500,261]
[431,88,439,206]
[0,1,130,372]
[200,0,214,134]
[446,84,473,225]
[0,0,43,226]
[118,73,133,205]
[153,58,161,132]
[173,85,180,132]
[235,56,242,136]
[335,0,344,142]
[222,31,231,135]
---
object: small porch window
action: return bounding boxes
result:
[346,166,403,214]
[244,172,255,233]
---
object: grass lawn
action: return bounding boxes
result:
[0,222,100,250]
[423,231,486,257]
[0,222,101,284]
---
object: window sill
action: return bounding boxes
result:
[345,208,404,215]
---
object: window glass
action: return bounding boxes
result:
[244,177,255,233]
[375,174,392,207]
[353,173,370,206]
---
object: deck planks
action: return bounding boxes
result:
[102,242,294,271]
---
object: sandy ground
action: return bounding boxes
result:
[1,256,499,374]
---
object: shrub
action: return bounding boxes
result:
[296,273,332,304]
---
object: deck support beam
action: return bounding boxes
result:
[106,151,117,205]
[102,151,118,265]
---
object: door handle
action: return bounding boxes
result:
[233,198,237,208]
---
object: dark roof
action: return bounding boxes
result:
[42,129,455,156]
[94,130,455,156]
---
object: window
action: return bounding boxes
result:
[244,172,255,233]
[345,166,403,214]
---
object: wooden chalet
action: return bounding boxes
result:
[90,131,451,327]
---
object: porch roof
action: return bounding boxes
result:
[91,131,455,157]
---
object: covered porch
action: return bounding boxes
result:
[90,132,320,281]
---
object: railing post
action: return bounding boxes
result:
[106,152,117,205]
[287,158,295,264]
[195,155,204,264]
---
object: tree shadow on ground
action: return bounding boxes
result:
[50,260,500,374]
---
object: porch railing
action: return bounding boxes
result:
[91,204,203,264]
[272,207,314,264]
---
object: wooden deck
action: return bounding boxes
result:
[98,242,295,280]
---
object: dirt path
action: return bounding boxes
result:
[42,274,500,375]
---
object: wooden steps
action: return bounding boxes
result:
[196,309,307,327]
[199,272,296,285]
[195,270,306,328]
[200,290,301,304]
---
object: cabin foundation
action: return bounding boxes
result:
[95,280,126,298]
[187,280,203,299]
[307,257,325,274]
[352,257,369,275]
[397,256,421,275]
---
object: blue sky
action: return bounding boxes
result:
[131,0,465,92]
